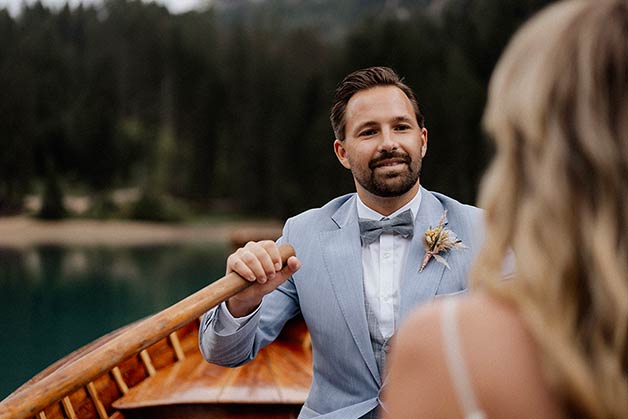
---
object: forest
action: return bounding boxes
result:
[0,0,556,220]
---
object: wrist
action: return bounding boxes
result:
[226,296,262,318]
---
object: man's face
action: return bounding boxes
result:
[334,85,428,198]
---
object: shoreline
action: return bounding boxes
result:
[0,216,283,249]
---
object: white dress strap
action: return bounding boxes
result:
[441,298,487,419]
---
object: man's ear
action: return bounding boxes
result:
[420,128,428,158]
[334,139,351,169]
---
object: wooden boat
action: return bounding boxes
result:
[0,243,311,419]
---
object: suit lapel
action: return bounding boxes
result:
[320,195,380,385]
[400,188,449,319]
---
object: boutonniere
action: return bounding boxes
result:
[419,210,467,272]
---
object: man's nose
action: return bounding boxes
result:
[379,128,398,151]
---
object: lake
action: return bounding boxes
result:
[0,243,229,399]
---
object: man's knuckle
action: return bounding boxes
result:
[240,251,256,263]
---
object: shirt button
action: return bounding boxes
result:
[383,252,391,259]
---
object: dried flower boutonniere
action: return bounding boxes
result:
[419,210,467,272]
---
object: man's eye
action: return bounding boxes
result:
[359,129,377,137]
[395,124,411,131]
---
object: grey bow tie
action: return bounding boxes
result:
[358,209,414,245]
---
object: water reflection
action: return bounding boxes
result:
[0,243,228,399]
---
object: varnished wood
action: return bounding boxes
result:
[168,333,185,361]
[117,355,149,389]
[7,316,309,419]
[112,352,234,408]
[139,351,156,377]
[145,337,176,371]
[86,382,108,419]
[93,370,123,415]
[220,349,283,403]
[0,244,295,419]
[67,387,98,419]
[173,321,198,354]
[112,367,129,395]
[112,316,311,410]
[62,396,78,419]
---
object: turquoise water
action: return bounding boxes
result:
[0,243,228,399]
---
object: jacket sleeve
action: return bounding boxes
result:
[198,221,301,367]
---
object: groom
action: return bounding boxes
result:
[199,66,485,418]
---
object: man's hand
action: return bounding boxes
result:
[226,240,301,317]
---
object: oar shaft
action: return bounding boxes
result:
[0,243,295,419]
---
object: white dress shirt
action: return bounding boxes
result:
[215,189,422,339]
[357,189,421,339]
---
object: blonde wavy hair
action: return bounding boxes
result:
[472,0,628,417]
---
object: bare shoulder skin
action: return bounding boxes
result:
[383,294,566,419]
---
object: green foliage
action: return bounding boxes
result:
[38,164,67,220]
[128,191,189,222]
[0,0,558,218]
[83,194,121,219]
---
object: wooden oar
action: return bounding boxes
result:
[0,243,295,419]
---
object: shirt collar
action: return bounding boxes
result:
[356,188,422,221]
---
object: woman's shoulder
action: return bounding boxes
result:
[387,294,565,419]
[395,294,524,360]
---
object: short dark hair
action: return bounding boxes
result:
[330,66,425,141]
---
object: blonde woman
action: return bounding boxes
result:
[383,0,628,418]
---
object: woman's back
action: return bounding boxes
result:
[384,294,566,418]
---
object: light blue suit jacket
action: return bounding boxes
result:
[200,188,485,418]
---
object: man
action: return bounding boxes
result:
[199,66,484,418]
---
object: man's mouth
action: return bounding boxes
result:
[370,153,411,170]
[374,158,406,168]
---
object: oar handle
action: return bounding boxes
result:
[0,243,296,419]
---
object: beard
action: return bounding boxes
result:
[352,150,421,197]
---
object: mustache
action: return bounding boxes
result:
[368,151,411,169]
